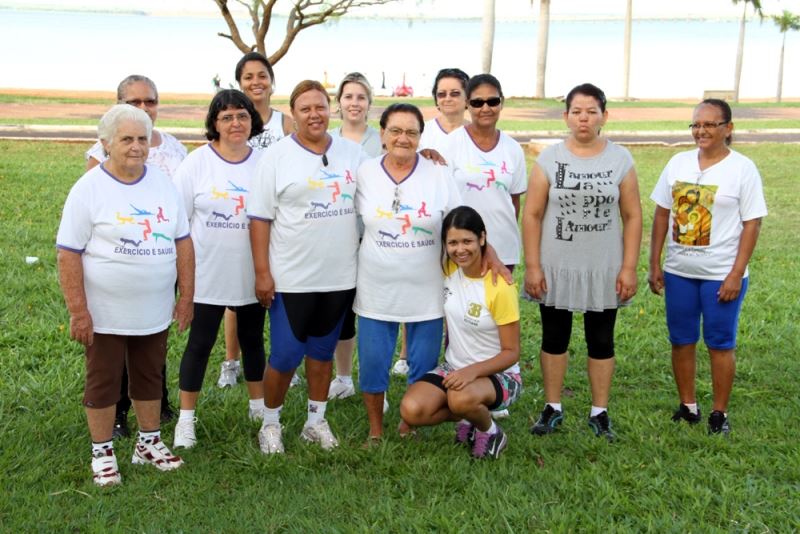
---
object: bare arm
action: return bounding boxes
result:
[442,321,520,391]
[173,236,195,331]
[718,218,762,302]
[249,218,275,307]
[511,193,522,221]
[521,162,550,299]
[57,249,93,346]
[647,206,670,295]
[616,167,643,301]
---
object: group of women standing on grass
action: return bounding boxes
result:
[57,53,766,487]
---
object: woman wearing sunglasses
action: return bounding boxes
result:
[419,68,470,153]
[522,83,642,442]
[648,99,766,436]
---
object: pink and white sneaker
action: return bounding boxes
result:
[131,436,184,471]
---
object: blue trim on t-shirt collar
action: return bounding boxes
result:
[100,162,147,185]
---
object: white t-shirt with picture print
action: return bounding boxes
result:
[443,262,520,374]
[354,154,462,322]
[172,143,264,305]
[444,127,527,265]
[56,164,190,335]
[248,134,366,292]
[650,148,768,280]
[86,130,187,178]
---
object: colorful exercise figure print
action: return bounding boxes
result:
[671,182,717,247]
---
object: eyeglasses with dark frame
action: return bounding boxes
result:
[123,99,158,107]
[468,97,502,108]
[436,90,463,100]
[689,121,728,131]
[217,112,251,124]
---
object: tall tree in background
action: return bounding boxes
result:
[772,9,800,103]
[731,0,763,103]
[213,0,398,65]
[535,0,550,98]
[481,0,496,73]
[623,0,633,99]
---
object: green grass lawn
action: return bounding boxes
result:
[0,141,798,531]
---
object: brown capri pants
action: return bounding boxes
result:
[83,329,169,409]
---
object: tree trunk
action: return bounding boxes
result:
[623,0,633,100]
[777,32,786,103]
[535,0,550,98]
[481,0,496,73]
[733,2,747,103]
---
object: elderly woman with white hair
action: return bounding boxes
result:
[57,104,195,487]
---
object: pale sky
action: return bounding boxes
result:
[4,0,800,19]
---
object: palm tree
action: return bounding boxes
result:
[731,0,763,103]
[481,0,496,73]
[623,0,633,100]
[772,10,800,103]
[535,0,551,98]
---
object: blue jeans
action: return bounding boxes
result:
[357,316,443,393]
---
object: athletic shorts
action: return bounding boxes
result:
[664,272,748,350]
[83,329,169,409]
[419,361,523,411]
[268,289,356,372]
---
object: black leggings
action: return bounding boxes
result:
[179,302,266,391]
[539,304,617,359]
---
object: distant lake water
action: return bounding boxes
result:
[2,8,798,99]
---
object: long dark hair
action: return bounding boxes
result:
[440,206,487,271]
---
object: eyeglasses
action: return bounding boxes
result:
[124,99,158,107]
[217,112,251,124]
[386,127,420,139]
[469,97,502,108]
[689,121,728,131]
[436,90,463,99]
[392,186,401,214]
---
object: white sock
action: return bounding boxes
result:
[335,375,353,385]
[477,420,498,435]
[263,406,281,426]
[179,409,195,422]
[458,419,470,426]
[547,402,562,412]
[249,398,265,412]
[138,429,160,443]
[92,440,113,454]
[684,402,698,415]
[590,406,607,417]
[307,400,327,426]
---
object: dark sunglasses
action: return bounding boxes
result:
[469,97,502,108]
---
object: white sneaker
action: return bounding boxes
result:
[289,372,302,388]
[258,423,284,454]
[492,409,510,419]
[249,406,265,422]
[383,398,389,414]
[91,448,121,487]
[300,419,339,450]
[173,418,197,449]
[328,377,355,400]
[217,360,241,388]
[132,436,183,471]
[392,359,409,376]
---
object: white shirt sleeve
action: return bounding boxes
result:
[56,180,92,252]
[738,158,768,221]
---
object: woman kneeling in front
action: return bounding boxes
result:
[400,206,521,459]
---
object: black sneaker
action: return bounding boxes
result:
[112,411,130,439]
[672,404,702,424]
[160,403,176,423]
[471,425,508,459]
[530,404,563,435]
[588,411,615,442]
[707,410,730,436]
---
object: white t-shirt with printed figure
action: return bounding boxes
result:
[419,118,454,154]
[56,164,190,335]
[172,144,264,306]
[248,134,366,292]
[249,109,287,150]
[443,261,521,374]
[444,127,528,265]
[354,155,462,322]
[86,130,187,178]
[651,148,768,281]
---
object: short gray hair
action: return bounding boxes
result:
[116,74,158,102]
[98,104,152,148]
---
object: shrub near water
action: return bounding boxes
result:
[0,141,798,531]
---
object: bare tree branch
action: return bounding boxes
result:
[212,0,398,64]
